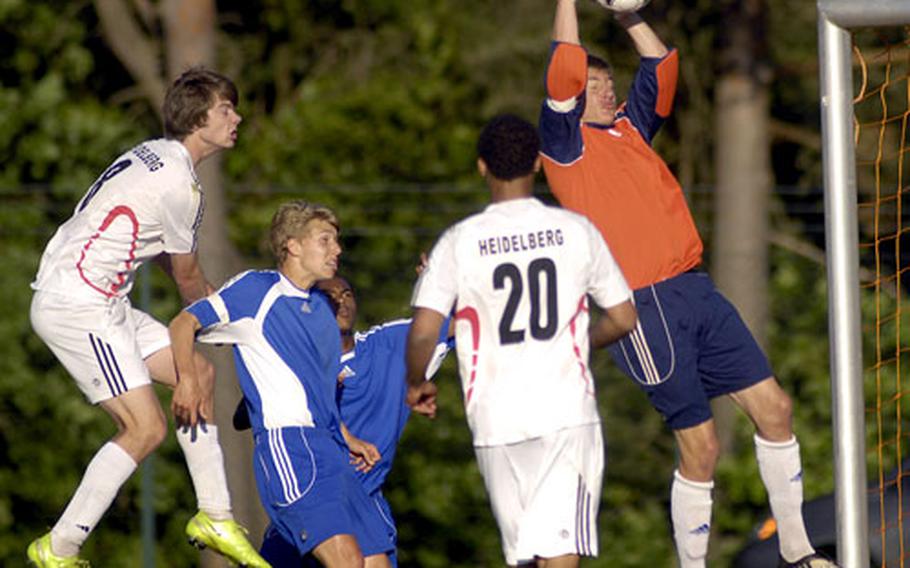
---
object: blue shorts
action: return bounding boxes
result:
[606,271,772,429]
[371,491,399,566]
[260,490,399,566]
[252,427,393,558]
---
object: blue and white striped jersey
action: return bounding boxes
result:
[187,269,342,437]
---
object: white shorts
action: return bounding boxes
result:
[30,290,171,404]
[475,423,604,566]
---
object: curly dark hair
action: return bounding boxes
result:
[476,114,540,181]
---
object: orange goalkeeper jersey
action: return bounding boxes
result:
[539,42,702,290]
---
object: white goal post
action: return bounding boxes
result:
[817,1,910,567]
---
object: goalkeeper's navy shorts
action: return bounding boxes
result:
[606,270,773,430]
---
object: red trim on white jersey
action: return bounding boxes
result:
[76,205,139,298]
[569,294,594,396]
[455,306,480,404]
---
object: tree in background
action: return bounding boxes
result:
[711,0,773,504]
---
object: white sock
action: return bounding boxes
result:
[671,469,713,568]
[51,442,137,557]
[176,424,233,520]
[755,434,814,562]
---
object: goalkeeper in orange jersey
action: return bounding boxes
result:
[538,1,838,567]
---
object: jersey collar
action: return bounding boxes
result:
[277,271,312,298]
[485,196,542,213]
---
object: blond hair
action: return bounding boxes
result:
[269,201,339,264]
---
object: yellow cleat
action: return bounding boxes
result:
[186,511,271,568]
[26,534,90,567]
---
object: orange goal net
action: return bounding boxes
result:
[854,26,910,567]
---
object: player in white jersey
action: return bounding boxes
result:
[405,114,638,567]
[27,68,266,568]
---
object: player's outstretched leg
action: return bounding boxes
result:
[177,424,267,566]
[26,534,90,567]
[671,469,714,568]
[750,432,837,568]
[186,511,271,568]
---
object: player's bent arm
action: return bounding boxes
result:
[615,11,668,58]
[553,0,581,45]
[590,300,638,349]
[405,307,447,388]
[169,252,215,305]
[168,310,205,426]
[407,381,438,419]
[340,423,380,473]
[406,307,446,418]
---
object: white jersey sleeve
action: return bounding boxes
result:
[159,166,204,255]
[411,228,458,316]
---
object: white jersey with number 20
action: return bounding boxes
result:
[412,197,631,446]
[32,138,204,303]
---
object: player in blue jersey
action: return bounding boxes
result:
[240,275,453,567]
[169,201,393,568]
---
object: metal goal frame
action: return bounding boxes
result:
[818,1,910,566]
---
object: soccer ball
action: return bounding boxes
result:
[594,0,651,13]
